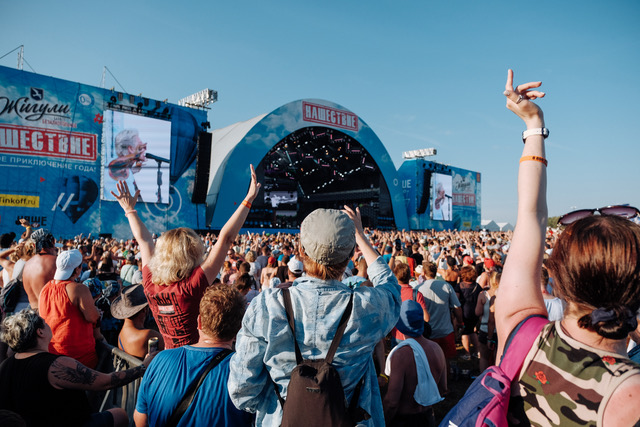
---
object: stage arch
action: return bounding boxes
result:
[206,99,409,230]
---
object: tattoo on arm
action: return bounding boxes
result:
[110,365,146,388]
[50,359,98,386]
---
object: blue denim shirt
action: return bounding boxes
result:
[228,256,401,426]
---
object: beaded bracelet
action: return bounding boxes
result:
[241,200,252,209]
[519,155,548,167]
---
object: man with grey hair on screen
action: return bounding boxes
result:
[107,129,148,199]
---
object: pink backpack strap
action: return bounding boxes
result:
[499,315,549,379]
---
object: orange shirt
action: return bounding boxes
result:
[39,280,97,368]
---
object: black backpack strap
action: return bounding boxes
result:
[413,287,418,301]
[165,348,233,427]
[325,293,354,364]
[282,288,303,364]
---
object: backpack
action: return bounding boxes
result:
[438,315,549,427]
[276,288,368,427]
[1,278,23,315]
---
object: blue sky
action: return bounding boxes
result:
[2,0,639,224]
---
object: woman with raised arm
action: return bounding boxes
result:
[111,165,260,349]
[0,308,154,427]
[496,69,640,425]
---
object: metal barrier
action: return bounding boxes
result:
[95,341,143,425]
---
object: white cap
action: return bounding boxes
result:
[54,249,83,280]
[287,258,304,275]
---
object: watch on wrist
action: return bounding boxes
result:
[522,127,549,143]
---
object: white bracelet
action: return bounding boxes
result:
[522,127,549,143]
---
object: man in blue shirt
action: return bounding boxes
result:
[134,285,253,427]
[228,207,401,426]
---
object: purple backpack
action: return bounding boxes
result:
[438,315,549,427]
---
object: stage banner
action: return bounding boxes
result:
[0,65,207,238]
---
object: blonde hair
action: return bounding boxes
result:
[10,241,36,262]
[148,228,205,285]
[489,271,501,292]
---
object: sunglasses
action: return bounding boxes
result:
[558,205,640,226]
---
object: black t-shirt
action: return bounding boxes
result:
[0,352,92,426]
[410,252,424,266]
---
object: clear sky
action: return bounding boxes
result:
[2,0,639,225]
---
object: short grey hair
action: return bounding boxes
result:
[0,308,44,353]
[114,129,139,157]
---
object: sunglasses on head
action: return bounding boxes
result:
[558,205,640,226]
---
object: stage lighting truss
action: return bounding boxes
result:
[262,127,381,196]
[402,148,437,159]
[178,88,218,109]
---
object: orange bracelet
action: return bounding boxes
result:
[241,200,252,209]
[519,155,548,167]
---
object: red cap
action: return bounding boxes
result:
[484,258,496,269]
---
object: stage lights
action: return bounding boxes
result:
[402,148,437,159]
[178,88,218,110]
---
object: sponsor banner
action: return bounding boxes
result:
[0,65,207,238]
[302,101,358,131]
[398,159,481,230]
[0,124,97,161]
[0,194,39,208]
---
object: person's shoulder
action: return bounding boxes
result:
[604,373,640,425]
[390,344,415,366]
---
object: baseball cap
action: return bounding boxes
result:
[287,258,304,275]
[300,209,355,265]
[396,300,424,337]
[54,249,83,280]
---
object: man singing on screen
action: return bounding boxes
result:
[108,129,148,200]
[432,183,451,221]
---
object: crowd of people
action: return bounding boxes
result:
[1,70,640,426]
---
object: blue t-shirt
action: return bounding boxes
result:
[136,346,253,427]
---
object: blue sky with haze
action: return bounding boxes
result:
[2,0,638,224]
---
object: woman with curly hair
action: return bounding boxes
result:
[111,165,260,349]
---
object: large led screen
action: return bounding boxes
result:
[431,172,453,221]
[101,110,172,204]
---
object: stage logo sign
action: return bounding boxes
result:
[302,101,358,131]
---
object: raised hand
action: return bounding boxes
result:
[504,69,545,126]
[110,181,140,213]
[245,164,261,202]
[342,205,364,235]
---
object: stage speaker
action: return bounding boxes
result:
[416,169,432,215]
[192,132,212,204]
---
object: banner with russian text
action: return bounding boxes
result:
[0,65,207,238]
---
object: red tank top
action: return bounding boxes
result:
[39,280,98,368]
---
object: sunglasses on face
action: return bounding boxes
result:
[558,205,640,226]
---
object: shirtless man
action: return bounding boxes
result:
[22,229,57,309]
[383,300,446,426]
[111,285,164,360]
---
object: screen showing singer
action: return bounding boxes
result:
[102,110,172,204]
[431,173,453,221]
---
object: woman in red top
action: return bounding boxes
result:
[111,165,260,348]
